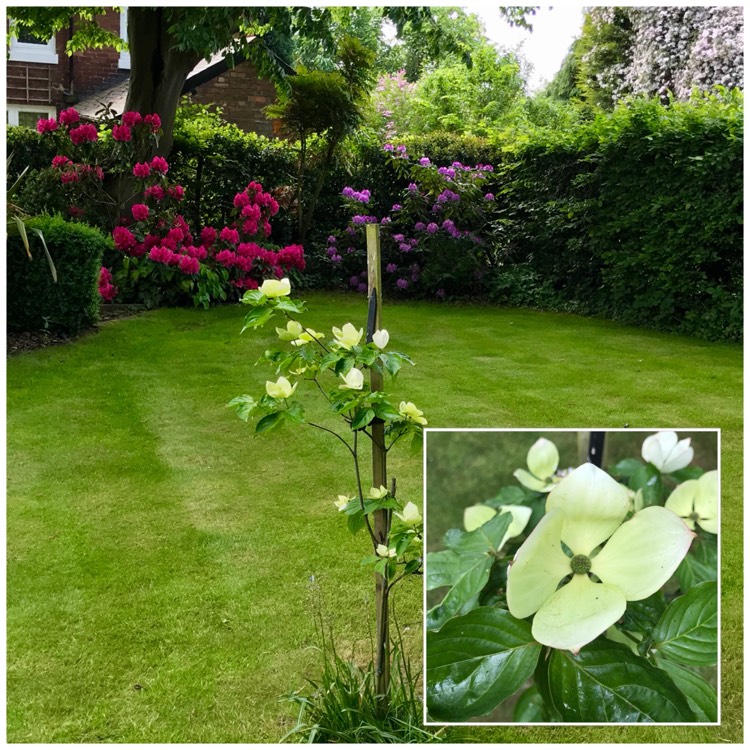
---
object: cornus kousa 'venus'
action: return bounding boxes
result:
[513,437,560,493]
[665,469,718,534]
[265,376,296,399]
[641,430,694,473]
[339,368,365,390]
[394,501,421,525]
[259,278,291,298]
[506,463,694,653]
[332,322,364,349]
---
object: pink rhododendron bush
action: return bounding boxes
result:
[37,108,305,308]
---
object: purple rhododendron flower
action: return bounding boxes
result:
[414,222,426,231]
[357,283,368,293]
[419,157,431,166]
[484,193,495,201]
[386,263,398,273]
[350,275,359,287]
[383,143,394,152]
[396,278,409,290]
[327,235,337,244]
[426,223,438,234]
[407,183,418,192]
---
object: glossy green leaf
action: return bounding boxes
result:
[350,407,375,430]
[426,608,541,721]
[629,463,663,507]
[656,659,717,722]
[621,590,667,635]
[484,485,527,508]
[544,641,696,722]
[513,684,547,723]
[669,466,705,483]
[609,457,645,480]
[677,535,717,592]
[255,411,283,433]
[226,394,256,422]
[273,298,305,314]
[425,513,512,631]
[241,305,274,332]
[241,289,265,305]
[652,581,718,666]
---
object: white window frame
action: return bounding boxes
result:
[119,9,130,69]
[8,34,59,65]
[7,103,58,127]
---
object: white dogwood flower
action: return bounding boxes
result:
[642,431,694,473]
[265,376,296,399]
[463,504,532,550]
[259,277,291,297]
[513,438,560,493]
[332,322,364,349]
[507,463,694,653]
[665,470,718,534]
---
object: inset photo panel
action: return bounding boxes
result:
[423,428,719,726]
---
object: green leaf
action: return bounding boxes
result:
[621,590,667,635]
[655,660,717,722]
[382,352,402,377]
[484,485,527,508]
[226,394,256,422]
[255,411,284,434]
[241,306,274,332]
[241,289,266,305]
[426,513,512,630]
[669,467,705,483]
[273,298,306,314]
[410,431,423,456]
[350,408,375,431]
[629,463,663,507]
[677,535,717,592]
[283,403,306,424]
[513,684,547,723]
[544,641,696,722]
[426,608,541,722]
[347,510,365,535]
[652,582,718,666]
[609,457,645,480]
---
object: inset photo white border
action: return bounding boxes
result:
[422,427,721,727]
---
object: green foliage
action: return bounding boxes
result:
[539,640,696,722]
[6,215,107,334]
[493,90,743,342]
[652,582,718,666]
[426,608,541,722]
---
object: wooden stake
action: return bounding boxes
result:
[366,223,390,711]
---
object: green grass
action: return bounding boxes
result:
[7,292,742,742]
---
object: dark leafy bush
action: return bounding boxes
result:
[494,90,743,342]
[7,215,108,334]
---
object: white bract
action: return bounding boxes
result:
[665,469,718,534]
[332,322,364,349]
[641,431,694,473]
[376,544,397,558]
[463,504,532,550]
[506,463,694,653]
[368,485,388,500]
[395,501,421,525]
[266,376,296,399]
[398,401,427,426]
[339,367,364,390]
[334,495,351,512]
[513,437,560,493]
[276,320,303,341]
[291,329,324,347]
[260,277,291,297]
[372,329,389,349]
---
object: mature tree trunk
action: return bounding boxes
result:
[124,8,203,156]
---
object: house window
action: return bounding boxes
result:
[8,31,59,65]
[119,9,130,69]
[7,104,57,127]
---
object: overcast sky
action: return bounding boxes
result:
[467,5,585,91]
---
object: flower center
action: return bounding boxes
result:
[689,512,700,522]
[570,554,592,575]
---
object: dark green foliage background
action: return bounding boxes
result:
[7,216,108,335]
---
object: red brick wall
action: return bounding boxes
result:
[68,9,124,98]
[7,8,124,108]
[188,61,279,137]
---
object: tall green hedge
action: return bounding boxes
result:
[7,216,109,335]
[494,91,743,341]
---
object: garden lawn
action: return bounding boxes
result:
[7,291,742,743]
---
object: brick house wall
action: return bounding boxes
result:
[7,9,124,113]
[188,61,279,138]
[7,8,281,137]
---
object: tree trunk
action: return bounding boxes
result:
[124,8,202,157]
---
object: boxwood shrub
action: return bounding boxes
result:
[7,216,109,335]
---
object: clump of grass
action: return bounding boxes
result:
[282,590,440,744]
